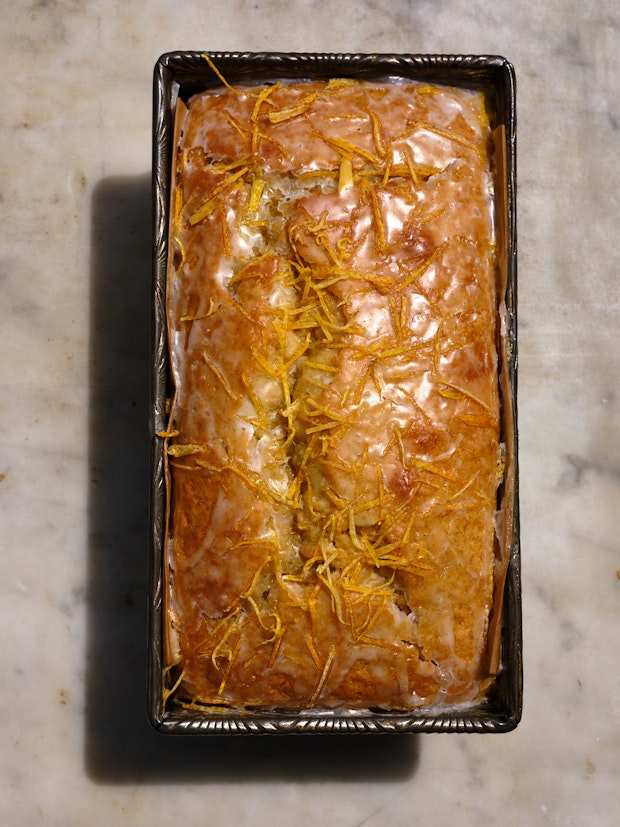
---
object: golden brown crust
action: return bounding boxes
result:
[164,78,500,711]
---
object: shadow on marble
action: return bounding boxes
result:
[86,175,420,784]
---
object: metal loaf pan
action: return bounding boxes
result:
[149,52,520,734]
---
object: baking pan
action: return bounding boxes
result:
[149,52,520,733]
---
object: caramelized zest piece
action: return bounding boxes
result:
[268,91,318,123]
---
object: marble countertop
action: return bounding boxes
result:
[2,1,619,825]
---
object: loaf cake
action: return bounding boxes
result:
[162,73,502,712]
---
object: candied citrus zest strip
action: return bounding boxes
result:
[303,398,350,422]
[409,457,456,482]
[280,371,294,431]
[232,537,278,553]
[174,697,236,710]
[307,272,345,290]
[305,420,344,435]
[437,386,463,400]
[216,637,243,696]
[317,545,341,574]
[415,84,443,95]
[324,487,347,509]
[400,296,408,335]
[251,82,281,122]
[336,236,353,255]
[279,396,300,422]
[374,544,403,562]
[206,608,242,648]
[342,578,394,597]
[172,234,186,268]
[167,443,209,457]
[195,459,288,506]
[316,314,365,335]
[376,342,415,360]
[266,632,284,668]
[314,288,336,324]
[318,234,344,268]
[387,295,403,339]
[286,434,318,500]
[309,643,337,707]
[268,91,318,123]
[303,210,326,234]
[443,498,485,513]
[348,508,366,550]
[433,321,443,375]
[239,558,269,599]
[162,665,187,705]
[277,333,311,376]
[359,178,386,252]
[247,175,265,214]
[242,372,269,430]
[352,497,383,518]
[285,317,322,332]
[351,358,374,405]
[419,207,446,225]
[457,413,496,428]
[221,208,231,258]
[157,430,180,442]
[338,157,354,193]
[382,150,392,187]
[358,634,403,654]
[201,54,242,96]
[401,510,417,545]
[226,464,288,505]
[305,635,321,670]
[316,567,344,625]
[335,268,394,287]
[229,252,277,285]
[251,347,279,378]
[354,595,389,641]
[437,380,492,412]
[253,129,290,157]
[326,78,358,90]
[190,167,249,225]
[416,121,481,154]
[396,242,447,292]
[373,491,419,545]
[173,183,183,227]
[302,360,338,373]
[279,299,320,317]
[373,555,417,572]
[225,111,250,139]
[368,110,386,158]
[246,595,277,634]
[202,352,238,401]
[211,156,251,173]
[404,146,419,186]
[321,134,383,168]
[180,297,216,321]
[263,611,284,645]
[210,613,241,670]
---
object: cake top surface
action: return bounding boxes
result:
[163,76,502,713]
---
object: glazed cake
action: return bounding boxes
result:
[162,74,502,711]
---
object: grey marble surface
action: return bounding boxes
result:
[1,1,619,825]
